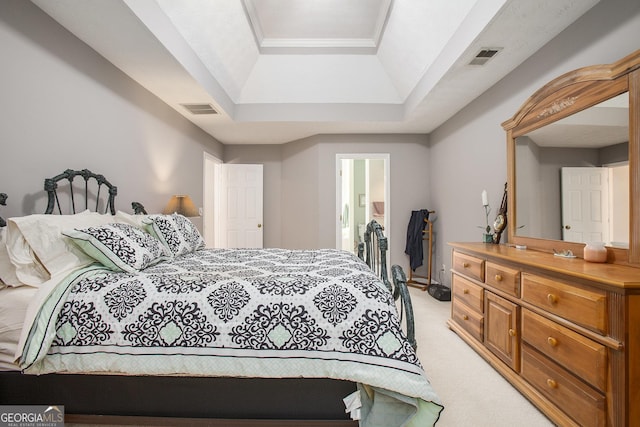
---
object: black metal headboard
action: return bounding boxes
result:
[0,193,6,228]
[44,169,117,215]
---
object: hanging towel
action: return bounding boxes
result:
[372,201,384,217]
[405,210,430,271]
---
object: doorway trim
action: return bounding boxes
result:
[203,152,222,248]
[335,153,390,251]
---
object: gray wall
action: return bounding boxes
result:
[0,1,223,220]
[228,134,431,269]
[428,0,640,284]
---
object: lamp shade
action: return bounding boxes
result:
[163,195,199,217]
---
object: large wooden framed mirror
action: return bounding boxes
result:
[502,49,640,266]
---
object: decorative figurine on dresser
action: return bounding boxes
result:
[449,49,640,427]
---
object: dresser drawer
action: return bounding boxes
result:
[485,262,520,297]
[521,309,607,391]
[452,274,484,313]
[521,273,607,335]
[453,251,484,282]
[452,299,483,342]
[522,344,605,427]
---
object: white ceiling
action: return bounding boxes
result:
[31,0,600,145]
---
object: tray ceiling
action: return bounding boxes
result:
[31,0,600,144]
[243,0,392,53]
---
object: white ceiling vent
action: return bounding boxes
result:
[181,103,218,115]
[469,48,502,66]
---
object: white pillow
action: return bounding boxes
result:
[0,229,22,287]
[114,210,151,228]
[5,211,116,286]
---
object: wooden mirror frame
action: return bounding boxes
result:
[502,49,640,267]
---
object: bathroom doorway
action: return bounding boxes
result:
[335,154,390,255]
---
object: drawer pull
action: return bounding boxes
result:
[463,289,469,294]
[462,315,469,321]
[508,328,516,337]
[546,378,558,389]
[547,337,558,347]
[495,274,503,282]
[463,262,470,268]
[547,293,558,304]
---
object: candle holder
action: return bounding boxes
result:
[482,204,493,243]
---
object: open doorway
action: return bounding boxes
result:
[335,154,390,255]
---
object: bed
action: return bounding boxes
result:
[0,169,442,426]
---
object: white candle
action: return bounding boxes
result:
[482,190,488,206]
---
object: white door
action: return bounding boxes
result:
[217,164,263,248]
[561,167,610,244]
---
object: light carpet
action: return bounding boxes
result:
[410,287,553,427]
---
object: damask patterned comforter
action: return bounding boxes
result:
[19,248,442,424]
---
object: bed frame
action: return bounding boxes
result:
[0,192,6,228]
[359,220,416,349]
[0,169,416,426]
[44,168,118,215]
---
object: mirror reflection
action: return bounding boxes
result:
[515,93,629,248]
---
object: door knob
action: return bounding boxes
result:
[258,224,262,228]
[565,225,571,230]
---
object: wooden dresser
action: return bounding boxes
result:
[448,242,640,427]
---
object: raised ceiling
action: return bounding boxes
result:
[31,0,600,144]
[243,0,392,54]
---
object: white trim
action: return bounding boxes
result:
[203,152,223,248]
[261,37,377,49]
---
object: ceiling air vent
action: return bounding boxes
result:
[181,103,218,115]
[469,48,502,66]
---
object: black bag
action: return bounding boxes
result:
[427,283,451,301]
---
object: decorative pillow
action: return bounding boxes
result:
[64,223,172,273]
[142,213,205,257]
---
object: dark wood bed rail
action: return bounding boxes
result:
[0,373,357,426]
[44,169,117,215]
